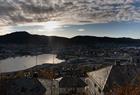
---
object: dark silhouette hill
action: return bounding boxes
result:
[0,31,69,46]
[71,36,140,47]
[0,31,140,47]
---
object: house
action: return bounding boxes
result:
[85,64,138,95]
[38,78,59,95]
[103,57,132,65]
[0,78,46,95]
[59,76,87,95]
[132,56,140,65]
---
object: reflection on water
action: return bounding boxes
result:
[0,54,64,73]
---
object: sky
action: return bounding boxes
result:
[0,0,140,38]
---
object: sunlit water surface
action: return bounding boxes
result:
[0,54,64,73]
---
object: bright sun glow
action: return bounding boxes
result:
[16,21,62,32]
[44,21,61,31]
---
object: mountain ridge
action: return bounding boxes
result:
[0,31,140,47]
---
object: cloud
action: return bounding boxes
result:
[0,0,140,26]
[78,28,85,32]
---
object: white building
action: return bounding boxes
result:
[38,78,59,95]
[85,65,138,95]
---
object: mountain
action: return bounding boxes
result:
[71,36,140,46]
[0,31,140,47]
[0,31,69,46]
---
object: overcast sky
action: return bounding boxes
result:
[0,0,140,38]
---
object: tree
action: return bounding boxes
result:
[107,84,140,95]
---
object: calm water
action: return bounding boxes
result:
[0,54,64,73]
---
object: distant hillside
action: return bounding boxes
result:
[0,31,140,47]
[71,36,140,47]
[0,31,69,46]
